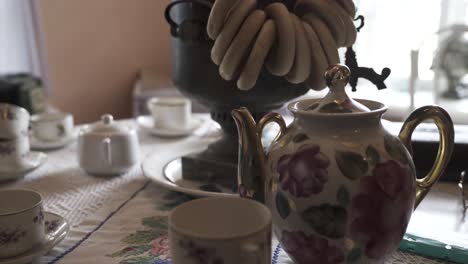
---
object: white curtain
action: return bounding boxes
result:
[0,0,41,76]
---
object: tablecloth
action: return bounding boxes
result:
[0,115,461,264]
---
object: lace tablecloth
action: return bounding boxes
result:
[0,115,457,263]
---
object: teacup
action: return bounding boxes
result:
[170,197,272,264]
[31,112,74,142]
[147,97,191,131]
[0,189,45,258]
[0,103,30,140]
[0,137,30,170]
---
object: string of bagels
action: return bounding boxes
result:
[207,0,357,91]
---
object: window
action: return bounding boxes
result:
[316,0,468,124]
[0,0,41,76]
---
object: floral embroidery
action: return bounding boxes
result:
[350,160,415,259]
[108,216,171,264]
[179,240,224,264]
[281,230,344,264]
[277,144,330,198]
[0,229,27,246]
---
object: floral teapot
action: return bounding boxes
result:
[231,65,455,263]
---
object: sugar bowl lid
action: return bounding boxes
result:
[311,64,370,113]
[86,114,130,134]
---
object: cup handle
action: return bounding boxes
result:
[399,106,455,208]
[102,138,112,166]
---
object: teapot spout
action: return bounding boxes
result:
[232,107,268,203]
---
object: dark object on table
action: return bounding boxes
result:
[166,0,309,188]
[345,15,391,92]
[0,74,46,114]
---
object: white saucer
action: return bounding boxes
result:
[0,152,47,182]
[137,116,204,137]
[0,212,69,264]
[142,156,237,198]
[30,130,78,151]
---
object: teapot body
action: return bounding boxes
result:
[232,65,454,264]
[264,100,416,263]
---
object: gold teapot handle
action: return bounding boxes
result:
[399,106,455,208]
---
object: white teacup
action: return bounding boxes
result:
[31,112,74,142]
[0,189,45,258]
[147,97,191,131]
[0,137,30,170]
[0,103,30,140]
[170,197,272,264]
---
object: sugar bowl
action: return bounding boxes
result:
[78,114,140,176]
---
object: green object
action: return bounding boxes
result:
[1,74,46,114]
[400,234,468,263]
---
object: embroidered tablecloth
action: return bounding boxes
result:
[0,115,462,264]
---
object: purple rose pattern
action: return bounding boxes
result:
[0,229,27,246]
[281,230,345,264]
[179,240,224,264]
[0,144,15,156]
[33,210,44,224]
[350,160,415,259]
[1,108,16,121]
[277,144,330,198]
[45,219,60,233]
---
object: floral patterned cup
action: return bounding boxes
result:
[0,103,30,140]
[31,112,74,142]
[169,197,272,264]
[0,189,45,258]
[0,136,31,171]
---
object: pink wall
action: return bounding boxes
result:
[37,0,172,123]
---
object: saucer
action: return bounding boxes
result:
[0,212,69,264]
[30,130,78,151]
[137,116,204,137]
[0,152,47,182]
[142,157,237,198]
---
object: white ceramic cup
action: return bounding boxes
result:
[31,112,74,142]
[0,137,30,170]
[170,197,272,264]
[0,189,45,258]
[0,103,30,140]
[147,97,191,131]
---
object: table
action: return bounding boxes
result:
[0,115,459,264]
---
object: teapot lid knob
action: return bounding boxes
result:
[310,64,371,113]
[101,114,114,125]
[325,64,351,94]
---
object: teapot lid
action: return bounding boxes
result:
[310,64,370,113]
[88,114,129,134]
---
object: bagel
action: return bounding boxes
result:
[264,2,296,76]
[302,13,340,65]
[237,20,277,90]
[286,13,311,84]
[329,0,357,47]
[219,10,266,81]
[295,0,346,47]
[302,22,328,90]
[207,0,240,39]
[211,0,256,65]
[336,0,356,18]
